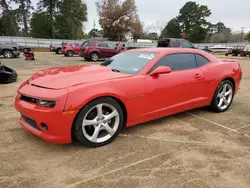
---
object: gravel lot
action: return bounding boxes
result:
[1,52,250,188]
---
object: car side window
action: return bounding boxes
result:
[173,40,180,47]
[151,53,197,72]
[107,43,115,49]
[69,43,74,47]
[74,43,80,47]
[182,40,195,48]
[97,43,108,48]
[195,54,210,67]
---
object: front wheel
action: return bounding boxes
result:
[3,50,13,59]
[210,80,234,112]
[73,97,124,147]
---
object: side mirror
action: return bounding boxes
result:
[149,66,171,76]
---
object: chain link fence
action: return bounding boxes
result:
[1,36,249,49]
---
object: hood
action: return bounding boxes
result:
[28,65,132,89]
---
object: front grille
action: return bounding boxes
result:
[22,115,41,131]
[19,95,37,104]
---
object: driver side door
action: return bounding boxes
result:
[144,53,206,119]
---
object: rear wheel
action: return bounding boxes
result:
[90,52,99,61]
[73,97,124,147]
[56,49,62,54]
[210,80,234,112]
[67,50,74,57]
[3,50,13,59]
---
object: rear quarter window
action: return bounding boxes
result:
[195,54,210,67]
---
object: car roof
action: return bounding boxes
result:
[128,47,202,54]
[158,38,185,41]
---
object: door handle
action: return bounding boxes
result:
[194,73,203,79]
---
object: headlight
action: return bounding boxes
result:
[37,99,57,108]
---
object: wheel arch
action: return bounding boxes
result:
[90,51,100,55]
[67,50,74,53]
[2,48,13,53]
[209,76,236,104]
[220,77,235,93]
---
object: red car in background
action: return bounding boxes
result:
[79,40,126,61]
[62,42,82,57]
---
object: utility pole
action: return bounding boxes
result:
[240,27,244,42]
[93,20,96,40]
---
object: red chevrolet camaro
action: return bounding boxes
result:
[15,48,242,147]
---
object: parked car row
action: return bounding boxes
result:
[51,40,126,61]
[51,38,213,62]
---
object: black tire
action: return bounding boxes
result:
[67,50,74,57]
[56,48,62,54]
[84,57,91,61]
[209,80,235,113]
[90,52,99,61]
[73,97,124,147]
[3,50,13,59]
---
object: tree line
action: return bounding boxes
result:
[0,0,249,42]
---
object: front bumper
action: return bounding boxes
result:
[14,83,78,144]
[13,51,20,57]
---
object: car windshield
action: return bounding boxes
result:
[81,41,93,47]
[100,51,158,74]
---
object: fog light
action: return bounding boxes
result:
[41,123,48,130]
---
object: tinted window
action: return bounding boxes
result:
[157,39,170,47]
[74,43,80,46]
[182,40,195,48]
[101,51,158,74]
[173,39,180,47]
[97,43,108,48]
[81,41,93,47]
[152,53,197,71]
[107,43,115,49]
[195,54,210,67]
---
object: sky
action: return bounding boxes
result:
[29,0,250,33]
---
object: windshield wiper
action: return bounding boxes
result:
[111,69,120,72]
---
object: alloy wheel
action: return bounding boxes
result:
[4,51,13,58]
[82,103,120,143]
[216,83,233,110]
[91,53,99,61]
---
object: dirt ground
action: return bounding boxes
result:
[1,52,250,188]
